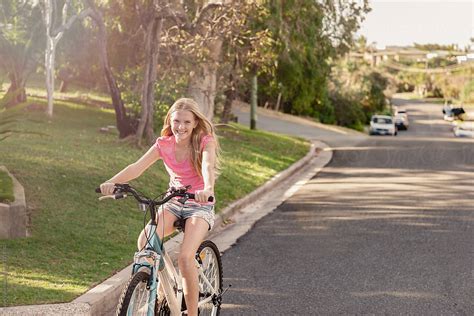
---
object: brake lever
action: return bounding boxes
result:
[177,196,188,204]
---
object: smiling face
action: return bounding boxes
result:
[170,110,198,143]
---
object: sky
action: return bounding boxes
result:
[357,0,474,49]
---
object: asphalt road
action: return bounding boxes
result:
[222,99,474,315]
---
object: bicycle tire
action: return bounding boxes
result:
[196,240,223,316]
[116,270,158,316]
[155,297,171,316]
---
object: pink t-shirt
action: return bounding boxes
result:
[154,134,214,203]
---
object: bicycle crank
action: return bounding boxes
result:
[212,284,232,306]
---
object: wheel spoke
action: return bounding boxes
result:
[129,281,150,315]
[117,271,155,316]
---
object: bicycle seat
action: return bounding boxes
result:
[173,218,187,232]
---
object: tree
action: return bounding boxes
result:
[0,1,43,108]
[40,0,92,117]
[83,0,136,138]
[163,1,248,120]
[181,2,226,120]
[134,0,164,145]
[218,2,277,124]
[258,0,370,122]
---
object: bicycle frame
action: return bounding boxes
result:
[97,184,221,315]
[130,219,219,316]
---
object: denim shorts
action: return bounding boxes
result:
[163,198,215,230]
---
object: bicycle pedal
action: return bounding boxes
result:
[214,284,232,304]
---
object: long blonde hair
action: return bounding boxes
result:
[161,98,221,177]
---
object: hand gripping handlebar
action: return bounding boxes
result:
[95,184,214,203]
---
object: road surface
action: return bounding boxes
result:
[221,99,474,315]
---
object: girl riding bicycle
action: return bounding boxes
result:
[100,98,220,316]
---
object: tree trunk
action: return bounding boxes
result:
[86,0,135,138]
[250,73,257,130]
[275,92,282,112]
[187,38,223,120]
[136,17,163,146]
[100,37,135,138]
[221,57,237,124]
[45,37,56,117]
[3,72,27,108]
[42,0,92,118]
[59,80,68,92]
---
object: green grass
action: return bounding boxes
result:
[0,96,309,306]
[0,170,14,203]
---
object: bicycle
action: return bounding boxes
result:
[96,183,228,316]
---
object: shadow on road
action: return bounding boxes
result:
[222,138,474,315]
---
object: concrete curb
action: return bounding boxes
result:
[0,166,28,239]
[210,140,332,253]
[0,141,332,315]
[211,142,317,233]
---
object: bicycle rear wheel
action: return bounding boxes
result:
[196,240,223,316]
[116,270,157,316]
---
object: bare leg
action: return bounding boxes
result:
[137,209,178,250]
[178,217,209,316]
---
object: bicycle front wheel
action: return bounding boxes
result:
[196,240,223,316]
[116,270,157,316]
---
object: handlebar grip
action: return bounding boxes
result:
[187,193,214,202]
[95,186,120,194]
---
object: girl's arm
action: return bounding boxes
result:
[195,141,216,203]
[100,145,161,195]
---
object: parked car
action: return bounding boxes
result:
[394,110,409,130]
[443,106,465,121]
[453,121,474,138]
[369,115,397,136]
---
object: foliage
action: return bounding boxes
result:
[217,2,277,85]
[257,0,370,122]
[462,79,474,103]
[222,3,277,76]
[54,12,103,90]
[0,97,309,306]
[427,56,457,68]
[361,71,388,116]
[0,1,44,106]
[1,0,372,131]
[413,43,458,51]
[0,1,44,67]
[329,58,390,126]
[329,91,365,130]
[116,67,142,119]
[394,64,473,102]
[152,71,189,129]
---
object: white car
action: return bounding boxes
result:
[369,115,397,136]
[453,121,474,138]
[394,110,409,130]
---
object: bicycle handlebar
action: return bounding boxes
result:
[95,184,214,204]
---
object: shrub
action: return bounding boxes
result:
[329,91,365,130]
[462,79,474,103]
